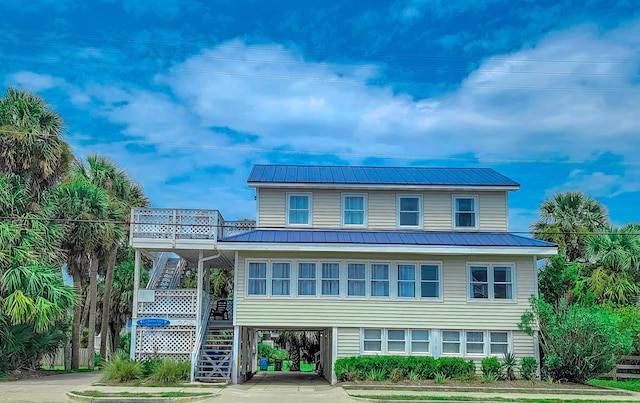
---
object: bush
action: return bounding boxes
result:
[520,297,633,383]
[258,342,288,364]
[147,359,190,384]
[101,356,143,382]
[140,358,163,376]
[435,357,475,379]
[615,306,640,355]
[502,352,517,380]
[481,356,503,378]
[118,332,132,353]
[520,357,538,380]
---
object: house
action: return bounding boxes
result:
[128,164,557,384]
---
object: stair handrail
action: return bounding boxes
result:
[147,252,170,288]
[190,293,211,382]
[168,258,187,289]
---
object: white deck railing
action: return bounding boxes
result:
[130,208,255,244]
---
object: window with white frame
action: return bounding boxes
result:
[247,262,267,296]
[348,263,366,296]
[490,332,509,355]
[420,264,440,298]
[287,193,311,226]
[410,330,430,354]
[271,262,290,296]
[468,264,514,300]
[371,263,390,297]
[398,264,416,298]
[363,329,382,352]
[442,331,461,354]
[397,195,422,227]
[466,331,485,355]
[298,262,317,296]
[387,329,406,353]
[321,262,340,296]
[342,194,367,226]
[453,196,478,228]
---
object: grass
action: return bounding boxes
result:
[352,395,640,403]
[258,361,316,372]
[588,379,640,392]
[72,390,213,398]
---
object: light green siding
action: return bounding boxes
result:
[256,188,508,231]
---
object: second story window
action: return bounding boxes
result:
[453,195,478,229]
[271,262,290,296]
[287,193,312,226]
[342,194,367,227]
[468,263,514,301]
[298,262,317,296]
[397,195,422,228]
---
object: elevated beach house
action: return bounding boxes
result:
[128,165,557,384]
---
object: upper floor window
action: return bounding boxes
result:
[453,195,478,229]
[348,263,366,297]
[298,262,317,296]
[321,263,340,296]
[397,195,423,228]
[271,262,290,296]
[247,262,267,296]
[468,264,514,300]
[420,264,440,298]
[342,194,367,227]
[371,263,390,297]
[287,193,312,226]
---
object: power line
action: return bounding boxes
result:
[0,38,634,78]
[0,55,635,92]
[1,28,638,64]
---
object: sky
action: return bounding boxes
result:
[1,0,639,233]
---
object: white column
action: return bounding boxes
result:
[331,327,338,385]
[196,250,204,332]
[130,250,141,360]
[232,325,240,384]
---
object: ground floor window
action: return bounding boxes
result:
[361,328,431,355]
[363,329,383,352]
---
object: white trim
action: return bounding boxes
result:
[533,255,539,298]
[331,327,338,384]
[467,262,517,302]
[396,194,424,229]
[219,242,557,256]
[452,194,479,230]
[255,189,260,228]
[285,192,313,227]
[341,192,368,228]
[248,182,520,191]
[231,325,240,384]
[233,251,238,325]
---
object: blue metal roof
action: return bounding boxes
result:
[220,230,555,248]
[248,165,519,187]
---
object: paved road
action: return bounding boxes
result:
[0,371,102,403]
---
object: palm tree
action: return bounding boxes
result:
[276,331,320,371]
[71,154,148,361]
[532,191,609,261]
[0,88,72,200]
[51,177,112,369]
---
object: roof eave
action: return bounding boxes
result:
[217,242,557,256]
[247,182,520,191]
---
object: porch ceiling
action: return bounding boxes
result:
[141,248,236,268]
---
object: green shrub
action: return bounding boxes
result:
[140,358,163,376]
[389,367,405,382]
[147,359,190,384]
[258,342,288,364]
[502,352,517,380]
[435,357,475,379]
[101,356,143,383]
[334,356,437,382]
[434,372,448,383]
[366,368,387,381]
[481,356,503,378]
[481,373,498,383]
[118,332,132,353]
[520,297,633,383]
[520,357,538,380]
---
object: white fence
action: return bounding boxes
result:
[40,348,91,367]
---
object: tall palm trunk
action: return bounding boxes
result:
[71,268,82,370]
[87,254,99,369]
[99,249,117,361]
[289,341,301,371]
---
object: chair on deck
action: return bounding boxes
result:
[210,299,229,320]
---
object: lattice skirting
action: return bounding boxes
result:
[135,326,196,360]
[137,289,197,318]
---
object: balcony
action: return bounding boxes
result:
[130,208,255,250]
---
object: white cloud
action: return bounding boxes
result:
[5,71,67,92]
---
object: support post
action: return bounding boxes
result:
[130,250,141,360]
[232,325,240,384]
[331,327,338,385]
[196,251,204,337]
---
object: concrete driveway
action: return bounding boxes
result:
[0,371,102,403]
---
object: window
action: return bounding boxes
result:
[468,264,515,300]
[348,263,366,296]
[442,331,461,354]
[420,264,440,298]
[466,331,485,355]
[363,329,382,352]
[454,196,478,228]
[398,264,416,298]
[490,332,509,355]
[343,194,366,226]
[469,266,489,299]
[297,263,317,296]
[411,330,430,354]
[397,195,422,228]
[321,263,340,296]
[287,193,311,226]
[493,266,513,299]
[271,262,290,296]
[387,330,406,353]
[247,262,267,296]
[371,264,390,297]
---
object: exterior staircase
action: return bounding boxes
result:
[147,253,186,289]
[195,319,233,382]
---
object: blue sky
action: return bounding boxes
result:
[1,0,639,232]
